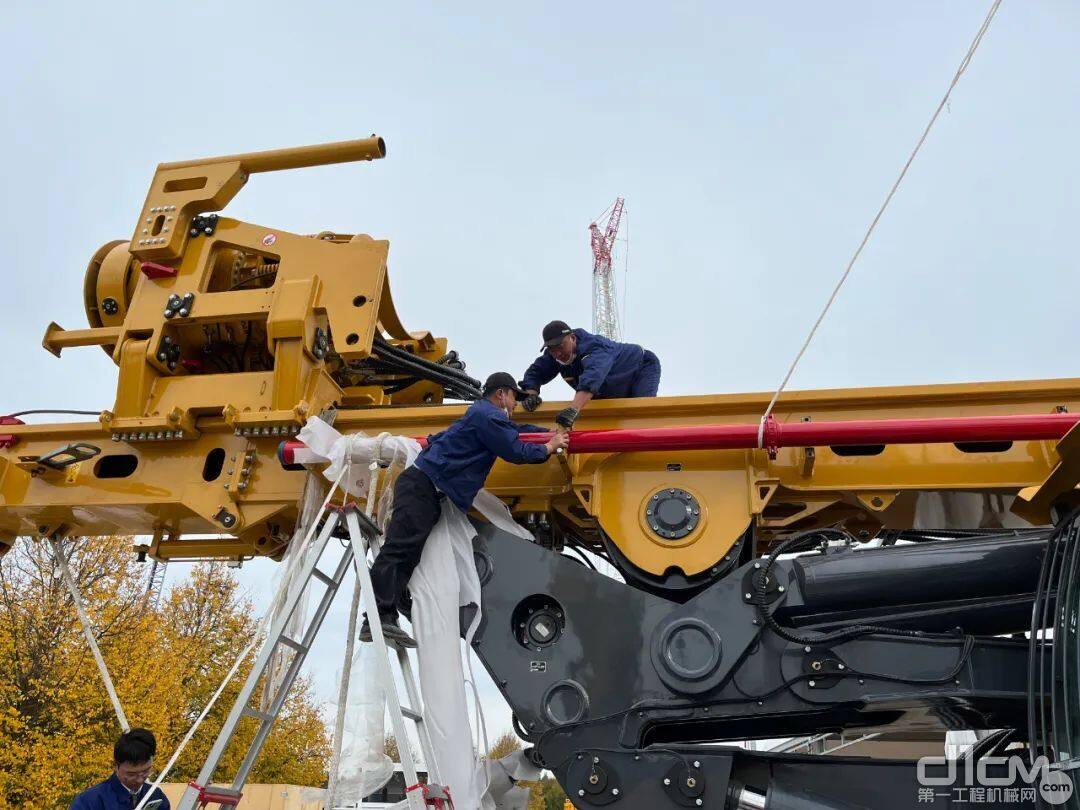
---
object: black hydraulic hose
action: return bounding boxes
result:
[373,335,482,389]
[563,544,598,571]
[372,348,481,400]
[1027,506,1080,765]
[376,345,481,392]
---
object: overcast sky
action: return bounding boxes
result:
[3,0,1079,771]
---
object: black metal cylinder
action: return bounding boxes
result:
[789,532,1047,613]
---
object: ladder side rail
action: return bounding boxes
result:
[231,538,355,788]
[344,508,426,810]
[397,647,441,786]
[177,513,342,810]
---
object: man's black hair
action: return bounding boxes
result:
[114,727,157,765]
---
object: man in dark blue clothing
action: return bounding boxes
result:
[519,320,662,429]
[361,372,568,647]
[70,727,170,810]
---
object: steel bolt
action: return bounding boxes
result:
[745,592,752,600]
[578,790,585,797]
[809,680,816,688]
[778,585,785,593]
[804,646,812,652]
[693,761,700,768]
[696,800,703,807]
[663,778,671,786]
[612,788,619,796]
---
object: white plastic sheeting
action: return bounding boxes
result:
[301,418,536,809]
[333,640,396,803]
[913,492,1034,531]
[263,473,325,711]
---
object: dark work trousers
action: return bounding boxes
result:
[370,465,443,621]
[629,350,662,397]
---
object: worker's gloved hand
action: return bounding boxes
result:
[522,393,543,412]
[555,407,579,430]
[546,431,570,456]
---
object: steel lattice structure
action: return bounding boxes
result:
[589,197,624,340]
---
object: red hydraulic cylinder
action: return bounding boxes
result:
[277,412,1080,467]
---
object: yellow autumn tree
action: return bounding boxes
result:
[0,535,329,809]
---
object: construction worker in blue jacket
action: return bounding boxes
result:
[520,320,662,430]
[70,728,170,810]
[361,372,568,648]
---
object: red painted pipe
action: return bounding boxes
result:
[556,412,1080,454]
[277,412,1079,467]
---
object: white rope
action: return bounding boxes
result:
[51,537,130,732]
[134,466,348,810]
[757,0,1003,449]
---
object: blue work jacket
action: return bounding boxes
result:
[70,774,171,810]
[520,328,647,399]
[414,398,549,511]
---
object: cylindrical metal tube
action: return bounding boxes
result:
[277,411,1078,467]
[728,783,768,810]
[158,136,386,173]
[791,532,1046,613]
[558,412,1078,454]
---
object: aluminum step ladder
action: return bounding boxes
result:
[177,503,450,810]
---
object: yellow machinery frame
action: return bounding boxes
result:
[2,138,1079,585]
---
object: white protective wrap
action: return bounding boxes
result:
[303,418,534,809]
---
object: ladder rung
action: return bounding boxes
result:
[241,707,275,723]
[311,567,335,586]
[278,635,308,653]
[401,706,423,722]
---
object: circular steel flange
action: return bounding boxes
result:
[541,679,590,726]
[645,488,701,541]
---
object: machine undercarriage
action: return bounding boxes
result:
[3,138,1080,808]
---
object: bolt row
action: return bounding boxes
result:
[112,430,186,442]
[234,425,301,437]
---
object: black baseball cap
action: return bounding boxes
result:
[542,320,573,348]
[482,372,527,400]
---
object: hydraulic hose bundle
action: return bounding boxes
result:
[340,336,483,401]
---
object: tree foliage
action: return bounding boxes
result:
[0,535,329,809]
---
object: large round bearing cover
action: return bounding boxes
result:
[541,680,590,726]
[652,617,724,694]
